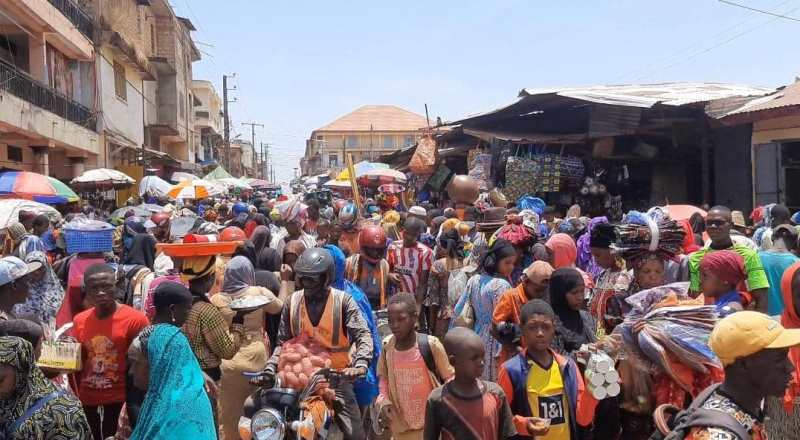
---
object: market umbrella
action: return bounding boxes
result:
[171,172,200,183]
[71,168,135,191]
[110,205,160,223]
[0,171,79,204]
[167,179,225,200]
[217,177,252,190]
[139,175,172,198]
[246,178,271,188]
[0,199,61,229]
[357,169,407,186]
[665,205,707,221]
[322,179,352,190]
[336,162,390,180]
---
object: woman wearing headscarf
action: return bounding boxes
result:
[128,324,215,440]
[546,232,595,292]
[324,244,381,412]
[576,216,610,279]
[0,336,91,439]
[249,225,271,258]
[5,222,45,261]
[588,223,634,336]
[451,238,517,380]
[121,233,158,312]
[12,252,64,330]
[283,239,306,268]
[211,256,283,440]
[764,261,800,438]
[493,214,537,282]
[549,267,597,356]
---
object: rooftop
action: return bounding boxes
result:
[314,105,428,133]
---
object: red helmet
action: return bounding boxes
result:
[150,212,171,227]
[359,225,387,250]
[219,226,246,242]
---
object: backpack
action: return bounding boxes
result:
[416,333,445,385]
[651,384,751,440]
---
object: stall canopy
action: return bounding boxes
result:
[139,175,173,197]
[204,166,234,181]
[71,169,135,191]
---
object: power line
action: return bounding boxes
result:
[718,0,800,22]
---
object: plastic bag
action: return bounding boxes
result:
[277,335,332,390]
[409,135,437,175]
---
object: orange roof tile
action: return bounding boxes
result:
[314,105,428,133]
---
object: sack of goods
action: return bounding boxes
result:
[276,335,336,401]
[612,208,685,264]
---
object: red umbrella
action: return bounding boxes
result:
[357,169,407,186]
[665,204,707,221]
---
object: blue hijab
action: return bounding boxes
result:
[324,244,381,406]
[130,324,215,440]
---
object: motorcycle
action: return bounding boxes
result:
[239,368,347,440]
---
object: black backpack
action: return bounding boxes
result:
[651,384,752,440]
[416,333,445,385]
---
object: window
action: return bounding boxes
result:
[179,92,185,119]
[150,23,156,54]
[328,154,339,168]
[382,135,394,149]
[346,135,358,148]
[113,60,126,101]
[7,146,22,162]
[404,136,415,147]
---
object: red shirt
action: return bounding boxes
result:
[387,241,433,294]
[73,304,149,406]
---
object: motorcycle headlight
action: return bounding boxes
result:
[251,408,285,440]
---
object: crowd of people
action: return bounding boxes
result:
[1,190,800,440]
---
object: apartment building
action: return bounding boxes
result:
[302,105,427,176]
[0,0,99,180]
[192,79,222,164]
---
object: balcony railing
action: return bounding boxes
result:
[47,0,93,39]
[0,58,96,130]
[195,110,210,118]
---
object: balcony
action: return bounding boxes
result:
[0,58,95,130]
[195,110,210,119]
[46,0,93,39]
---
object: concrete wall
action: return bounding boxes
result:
[98,0,155,60]
[714,124,754,213]
[0,144,36,172]
[7,0,93,60]
[98,47,145,147]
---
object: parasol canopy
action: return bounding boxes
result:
[139,175,173,198]
[110,204,163,223]
[336,161,390,180]
[322,179,352,190]
[357,168,407,186]
[246,178,271,188]
[0,199,61,229]
[71,168,135,191]
[217,177,252,190]
[167,179,225,200]
[664,205,707,221]
[171,172,200,183]
[0,171,79,204]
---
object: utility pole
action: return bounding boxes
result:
[241,122,263,178]
[222,74,237,170]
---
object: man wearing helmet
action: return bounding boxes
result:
[337,202,361,257]
[345,225,390,310]
[259,247,373,439]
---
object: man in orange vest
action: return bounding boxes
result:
[258,247,374,439]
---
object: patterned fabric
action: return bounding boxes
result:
[129,324,215,440]
[685,390,764,440]
[182,301,244,370]
[452,274,512,380]
[589,267,634,336]
[0,336,91,439]
[13,251,65,328]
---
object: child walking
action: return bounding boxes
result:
[423,327,517,440]
[377,293,453,440]
[497,299,598,439]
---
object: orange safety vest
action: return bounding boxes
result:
[345,255,389,308]
[289,289,351,369]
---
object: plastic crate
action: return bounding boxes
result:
[64,228,113,254]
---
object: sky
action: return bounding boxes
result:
[173,0,800,183]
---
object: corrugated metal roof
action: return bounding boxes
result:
[725,81,800,116]
[519,82,773,108]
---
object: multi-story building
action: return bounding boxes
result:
[301,105,427,176]
[192,79,222,164]
[0,0,99,179]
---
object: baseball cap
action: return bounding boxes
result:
[709,311,800,366]
[409,206,427,217]
[0,256,41,287]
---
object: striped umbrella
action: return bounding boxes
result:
[0,171,79,204]
[356,169,407,186]
[167,179,225,200]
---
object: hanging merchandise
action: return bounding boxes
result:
[409,135,437,175]
[503,146,540,202]
[467,151,492,191]
[426,164,453,192]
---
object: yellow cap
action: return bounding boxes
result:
[709,311,800,366]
